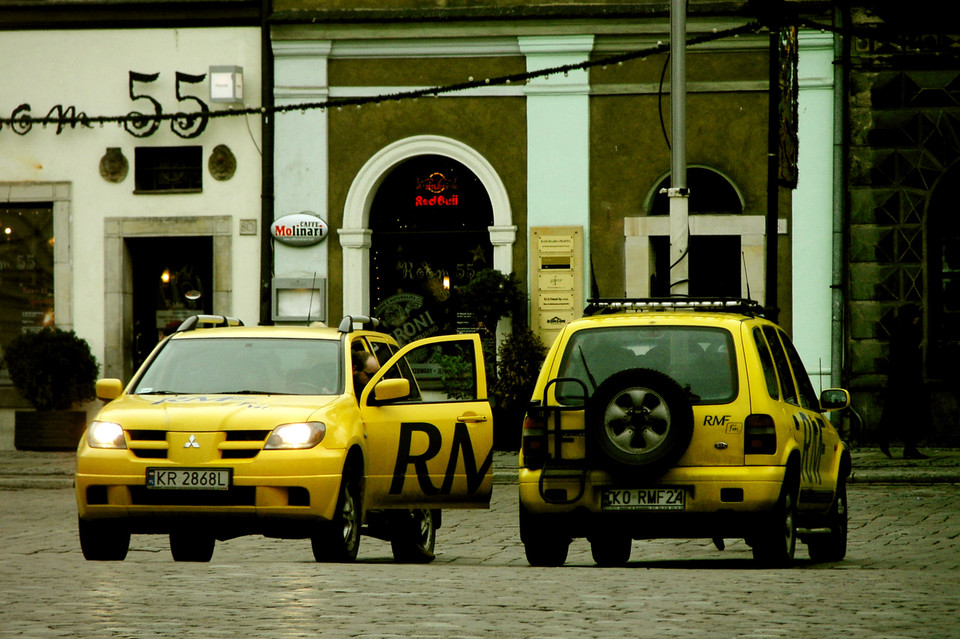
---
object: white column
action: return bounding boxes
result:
[519,35,594,296]
[793,31,836,392]
[272,41,332,309]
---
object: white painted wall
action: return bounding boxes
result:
[793,31,836,393]
[1,28,262,372]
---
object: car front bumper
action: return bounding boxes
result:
[76,446,348,537]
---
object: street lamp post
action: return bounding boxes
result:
[668,0,690,296]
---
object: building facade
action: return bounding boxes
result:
[0,4,263,442]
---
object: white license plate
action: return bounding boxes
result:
[601,487,686,511]
[146,468,231,490]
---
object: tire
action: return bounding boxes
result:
[752,489,797,567]
[312,467,362,562]
[519,503,570,567]
[807,477,848,562]
[170,531,215,562]
[590,534,632,567]
[586,368,694,480]
[78,518,129,561]
[391,509,437,564]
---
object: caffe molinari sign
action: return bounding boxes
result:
[271,212,328,246]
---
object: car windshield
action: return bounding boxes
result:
[555,325,737,404]
[131,337,343,396]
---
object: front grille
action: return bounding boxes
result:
[125,429,271,460]
[130,486,257,506]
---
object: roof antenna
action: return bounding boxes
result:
[307,272,318,324]
[741,251,752,301]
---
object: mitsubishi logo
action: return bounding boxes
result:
[184,434,200,449]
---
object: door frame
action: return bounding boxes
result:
[104,215,232,380]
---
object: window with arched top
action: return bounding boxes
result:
[625,167,765,301]
[647,167,745,216]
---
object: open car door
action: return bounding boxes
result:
[361,334,494,510]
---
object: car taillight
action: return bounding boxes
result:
[521,412,547,469]
[744,414,777,454]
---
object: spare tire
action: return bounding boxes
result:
[586,368,693,480]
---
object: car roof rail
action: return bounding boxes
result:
[338,315,381,333]
[583,297,770,318]
[175,314,245,332]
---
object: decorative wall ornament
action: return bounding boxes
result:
[99,147,128,183]
[208,144,237,181]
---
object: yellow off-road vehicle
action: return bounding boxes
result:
[77,315,493,563]
[519,299,851,567]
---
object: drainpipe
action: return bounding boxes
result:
[765,26,779,321]
[831,6,847,389]
[260,0,275,326]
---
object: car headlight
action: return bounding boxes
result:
[264,422,326,450]
[87,421,127,449]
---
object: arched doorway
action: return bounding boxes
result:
[340,135,516,325]
[369,155,494,345]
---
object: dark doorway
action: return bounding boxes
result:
[369,155,493,345]
[127,237,212,367]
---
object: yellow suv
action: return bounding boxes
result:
[519,299,851,566]
[77,315,493,562]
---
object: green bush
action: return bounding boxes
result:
[3,328,100,411]
[492,327,548,418]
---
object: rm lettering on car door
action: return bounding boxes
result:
[390,422,493,495]
[794,412,824,484]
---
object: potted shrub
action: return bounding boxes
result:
[491,327,547,451]
[2,327,100,451]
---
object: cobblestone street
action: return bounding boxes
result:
[2,472,959,638]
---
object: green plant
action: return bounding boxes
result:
[457,269,525,338]
[492,327,548,417]
[3,328,100,411]
[437,346,475,401]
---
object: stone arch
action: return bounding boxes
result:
[340,135,515,315]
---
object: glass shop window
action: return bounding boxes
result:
[0,204,55,382]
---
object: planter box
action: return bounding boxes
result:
[14,410,87,451]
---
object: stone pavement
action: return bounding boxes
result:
[1,446,958,490]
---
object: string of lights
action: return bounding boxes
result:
[0,20,763,132]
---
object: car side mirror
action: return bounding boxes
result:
[819,388,850,412]
[369,378,411,405]
[96,378,124,401]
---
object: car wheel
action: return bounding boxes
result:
[312,468,361,562]
[78,518,129,561]
[586,368,694,479]
[752,489,797,567]
[170,531,215,562]
[590,534,632,567]
[391,509,437,564]
[519,503,570,567]
[807,477,848,562]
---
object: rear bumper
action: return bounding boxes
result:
[519,465,790,541]
[519,465,786,515]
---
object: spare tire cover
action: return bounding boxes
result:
[586,367,694,480]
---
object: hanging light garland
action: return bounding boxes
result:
[0,21,763,135]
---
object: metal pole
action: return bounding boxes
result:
[765,28,779,317]
[667,0,689,296]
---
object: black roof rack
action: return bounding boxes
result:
[583,297,770,318]
[338,315,381,333]
[175,315,244,332]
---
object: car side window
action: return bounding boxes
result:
[779,331,820,410]
[752,327,780,400]
[762,325,799,406]
[380,339,478,403]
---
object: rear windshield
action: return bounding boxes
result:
[132,337,343,396]
[555,326,737,404]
